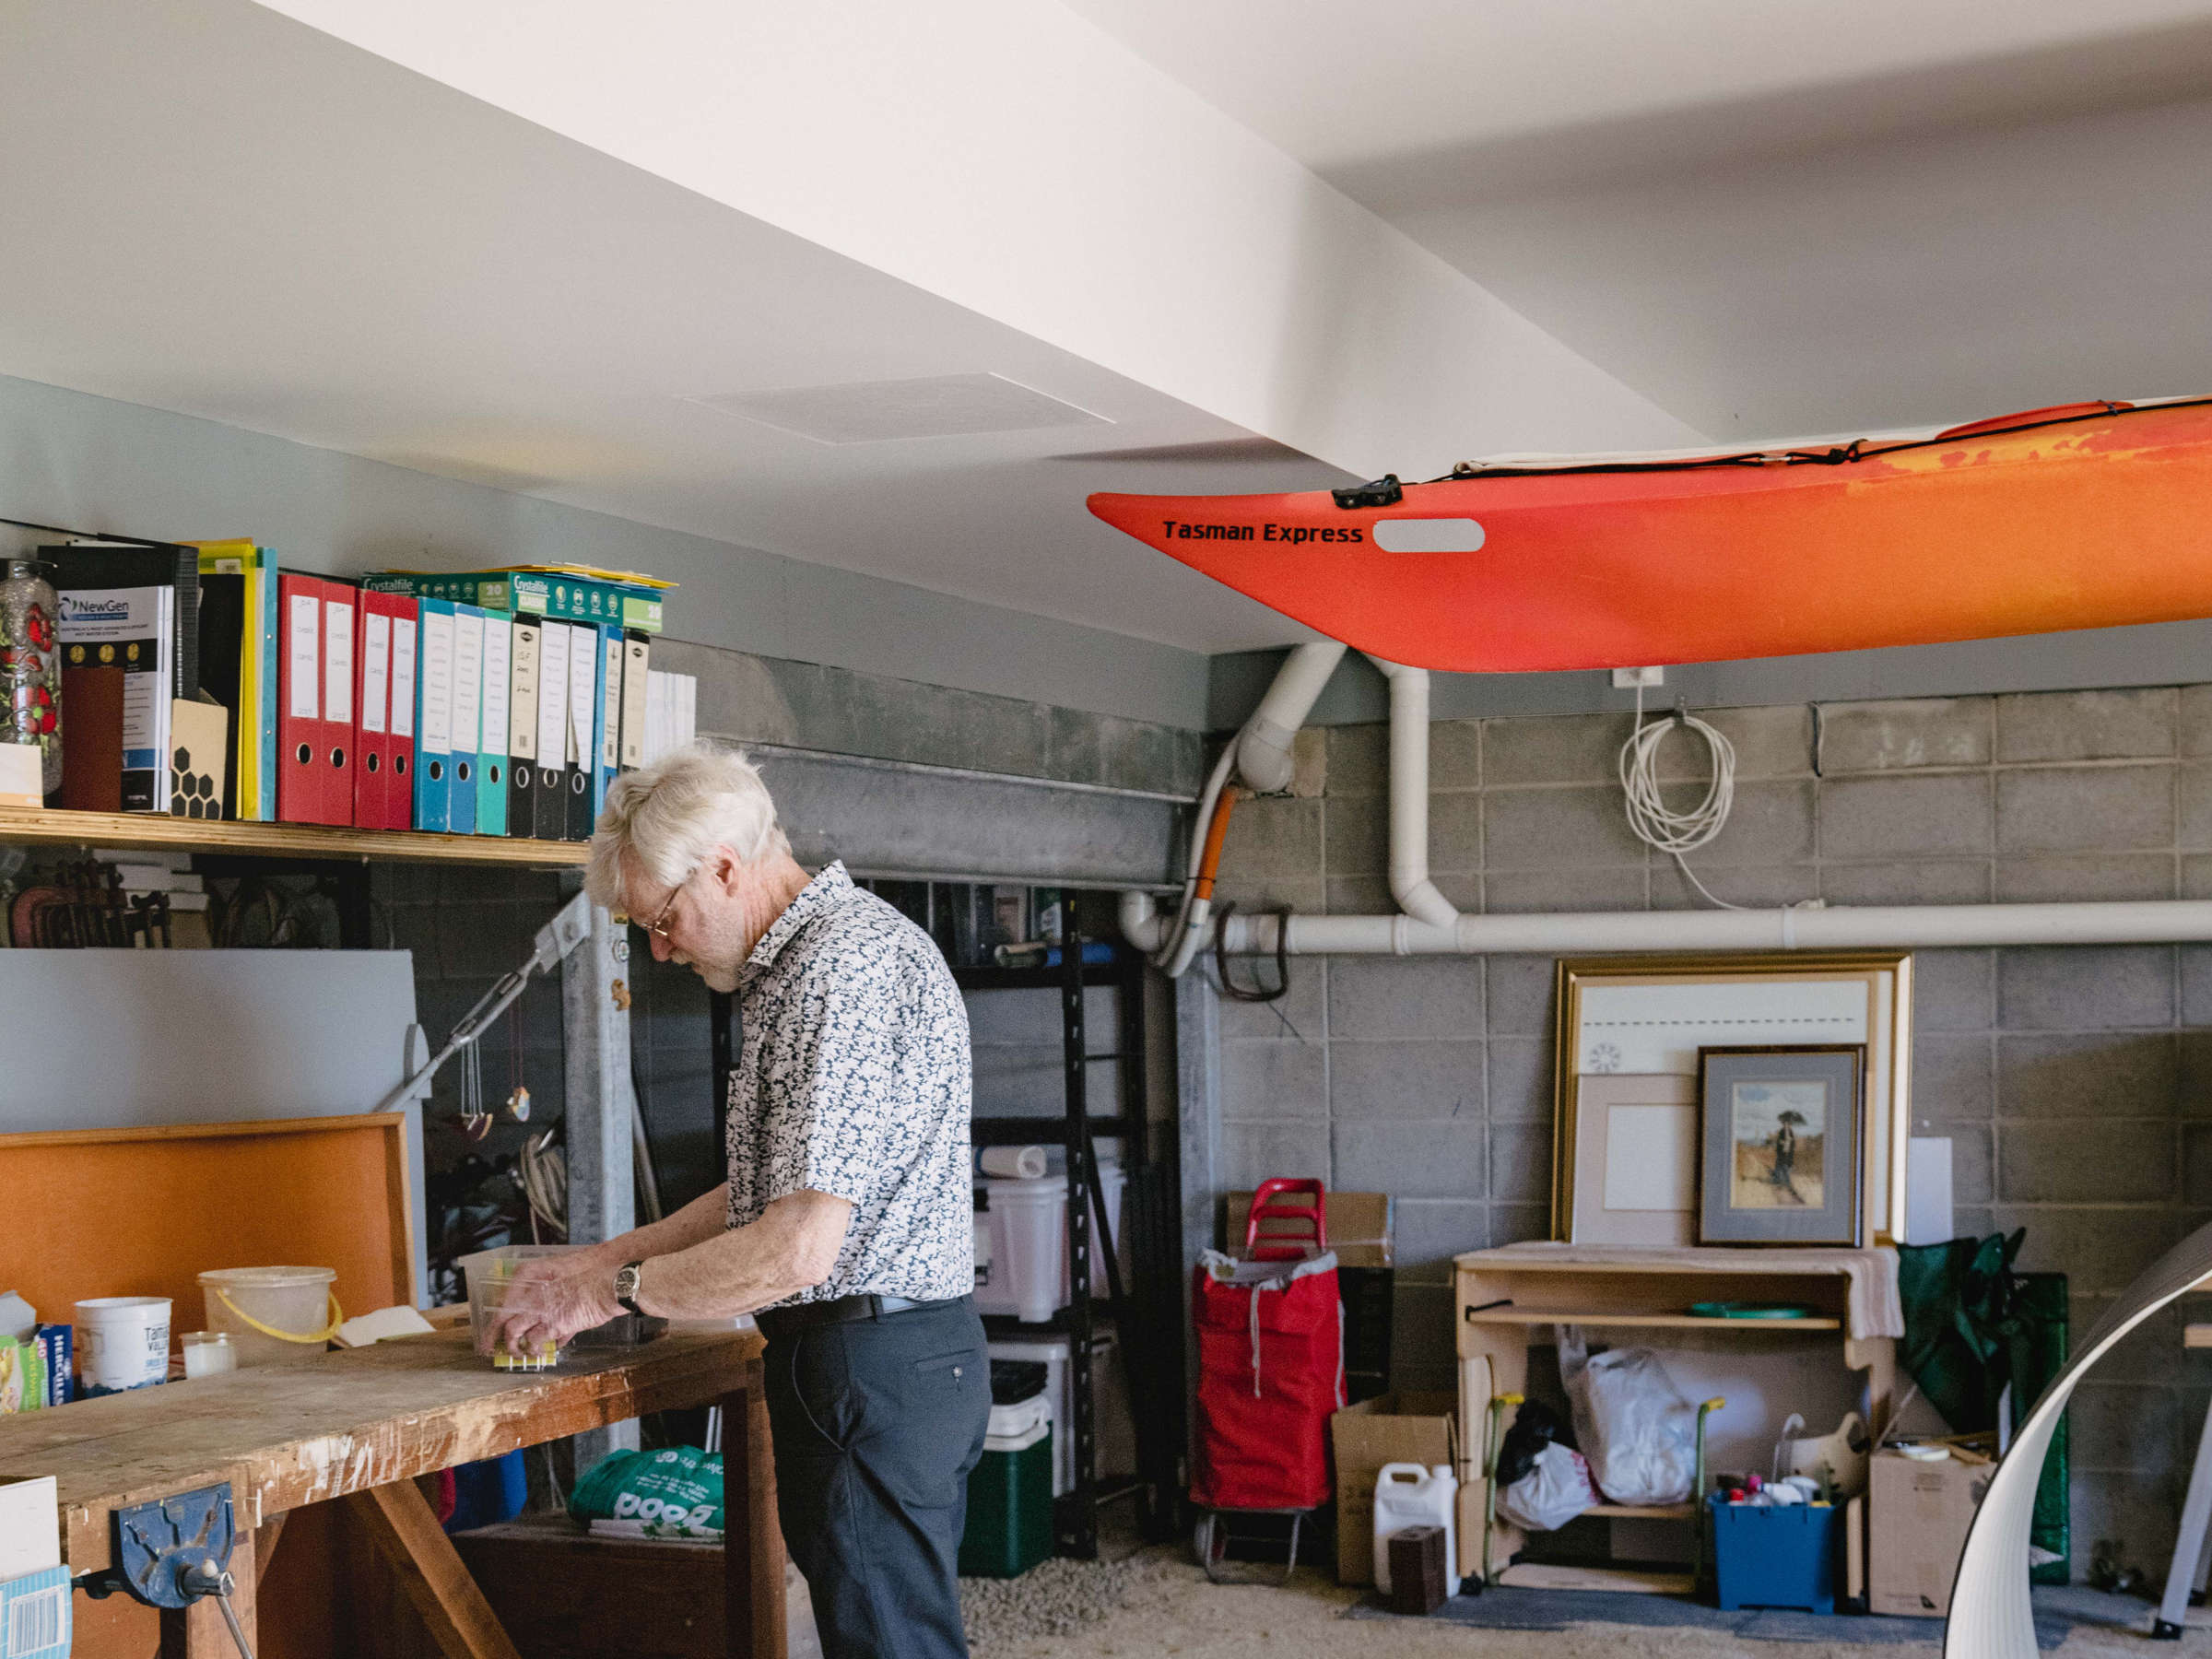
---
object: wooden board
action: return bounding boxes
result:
[1498,1562,1697,1594]
[453,1517,734,1659]
[0,1326,762,1572]
[2,1114,415,1333]
[0,804,586,866]
[1462,1310,1840,1331]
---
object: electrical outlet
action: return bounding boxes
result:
[1611,665,1665,688]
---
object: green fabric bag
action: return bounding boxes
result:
[1896,1230,2068,1583]
[568,1445,724,1538]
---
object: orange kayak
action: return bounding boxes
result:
[1087,399,2212,672]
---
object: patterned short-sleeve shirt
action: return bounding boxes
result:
[727,862,973,1306]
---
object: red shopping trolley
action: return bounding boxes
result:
[1190,1178,1345,1582]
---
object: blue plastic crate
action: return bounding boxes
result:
[1708,1493,1841,1615]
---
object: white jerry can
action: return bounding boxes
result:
[1371,1462,1458,1594]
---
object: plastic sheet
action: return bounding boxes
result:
[1498,1442,1598,1533]
[1560,1329,1696,1506]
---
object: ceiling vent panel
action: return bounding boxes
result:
[688,372,1110,444]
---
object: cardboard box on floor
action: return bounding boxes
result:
[1225,1190,1393,1267]
[1330,1391,1456,1585]
[1868,1436,1996,1618]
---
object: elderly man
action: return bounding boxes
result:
[498,745,988,1659]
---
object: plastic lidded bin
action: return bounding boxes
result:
[1708,1492,1841,1615]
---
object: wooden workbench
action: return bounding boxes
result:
[0,1327,779,1659]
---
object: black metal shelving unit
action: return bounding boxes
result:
[957,898,1183,1559]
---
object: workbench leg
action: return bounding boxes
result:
[724,1356,786,1659]
[159,1526,255,1659]
[343,1480,522,1659]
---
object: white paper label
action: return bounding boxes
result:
[324,598,354,726]
[361,612,391,735]
[480,616,512,759]
[288,593,319,720]
[508,623,538,762]
[420,610,453,753]
[452,610,484,754]
[390,618,417,740]
[567,622,595,765]
[535,621,571,768]
[601,636,623,770]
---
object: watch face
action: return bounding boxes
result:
[615,1265,641,1299]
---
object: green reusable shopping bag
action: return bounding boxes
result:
[568,1445,725,1538]
[1896,1231,2069,1583]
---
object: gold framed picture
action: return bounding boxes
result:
[1550,951,1913,1248]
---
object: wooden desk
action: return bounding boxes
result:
[1453,1246,1899,1593]
[0,1328,780,1659]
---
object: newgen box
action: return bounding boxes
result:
[1869,1441,1994,1618]
[1329,1391,1455,1586]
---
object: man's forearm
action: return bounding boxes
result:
[635,1191,852,1320]
[568,1184,731,1276]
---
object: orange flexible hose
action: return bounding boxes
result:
[1192,788,1237,903]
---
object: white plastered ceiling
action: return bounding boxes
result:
[1063,0,2212,436]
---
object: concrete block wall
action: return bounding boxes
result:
[1208,683,2212,1576]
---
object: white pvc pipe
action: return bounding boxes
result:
[1124,894,2212,955]
[1234,641,1347,794]
[1125,639,2212,959]
[1364,654,1460,929]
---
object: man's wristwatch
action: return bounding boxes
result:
[613,1260,646,1317]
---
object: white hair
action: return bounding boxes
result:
[586,743,792,912]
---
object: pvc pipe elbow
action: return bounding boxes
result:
[1236,641,1347,794]
[1118,889,1169,954]
[1394,875,1459,931]
[1235,716,1300,796]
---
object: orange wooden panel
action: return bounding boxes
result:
[3,1114,413,1338]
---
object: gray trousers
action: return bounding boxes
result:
[764,1300,992,1659]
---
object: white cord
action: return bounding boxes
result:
[1618,686,1746,911]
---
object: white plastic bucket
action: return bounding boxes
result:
[971,1161,1127,1324]
[1372,1463,1458,1595]
[198,1267,339,1368]
[76,1296,171,1394]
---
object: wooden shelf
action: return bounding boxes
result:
[1584,1501,1697,1522]
[0,806,587,867]
[1463,1309,1840,1332]
[1496,1563,1696,1595]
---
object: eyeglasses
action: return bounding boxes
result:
[639,866,699,941]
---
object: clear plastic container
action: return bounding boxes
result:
[180,1331,238,1379]
[465,1245,577,1371]
[198,1266,339,1368]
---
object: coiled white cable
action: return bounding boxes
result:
[1618,689,1745,910]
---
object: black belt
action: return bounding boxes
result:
[756,1293,968,1341]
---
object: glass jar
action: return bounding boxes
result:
[0,559,60,795]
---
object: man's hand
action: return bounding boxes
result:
[481,1253,623,1360]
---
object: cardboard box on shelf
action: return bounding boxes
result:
[1868,1437,1995,1618]
[1329,1391,1456,1586]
